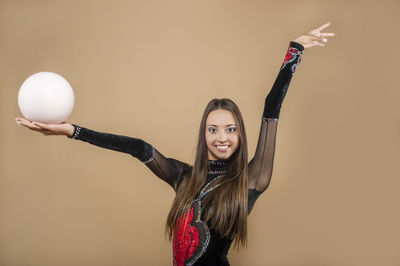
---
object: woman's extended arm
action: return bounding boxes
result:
[248,22,334,194]
[15,118,190,190]
[67,124,191,191]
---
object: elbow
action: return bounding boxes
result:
[134,140,154,163]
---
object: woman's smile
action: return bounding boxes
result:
[215,145,230,152]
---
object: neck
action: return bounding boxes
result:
[207,158,230,175]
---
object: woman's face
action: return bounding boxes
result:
[205,109,239,160]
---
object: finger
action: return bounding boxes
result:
[20,123,42,130]
[309,29,321,37]
[32,121,50,129]
[15,117,30,124]
[16,117,33,125]
[316,22,331,31]
[309,35,329,43]
[305,36,325,44]
[27,123,43,130]
[16,119,30,127]
[313,41,325,47]
[15,118,22,126]
[309,35,323,40]
[31,122,59,135]
[17,119,42,130]
[321,32,335,36]
[307,41,325,48]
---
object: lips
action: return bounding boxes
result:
[215,145,230,152]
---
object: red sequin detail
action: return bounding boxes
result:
[281,44,301,73]
[289,48,299,54]
[284,51,292,63]
[173,207,200,266]
[284,46,298,64]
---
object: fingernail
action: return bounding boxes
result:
[16,121,21,126]
[322,38,327,43]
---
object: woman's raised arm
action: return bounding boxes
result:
[248,22,334,194]
[248,41,304,193]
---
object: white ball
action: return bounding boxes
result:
[18,72,75,124]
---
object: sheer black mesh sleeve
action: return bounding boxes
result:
[145,148,192,191]
[67,125,191,190]
[248,41,303,193]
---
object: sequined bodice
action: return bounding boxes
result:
[172,159,232,266]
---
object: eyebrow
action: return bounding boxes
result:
[207,124,236,127]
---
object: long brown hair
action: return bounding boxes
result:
[166,98,249,248]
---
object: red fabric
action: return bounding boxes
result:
[284,50,292,62]
[173,207,200,266]
[282,45,300,70]
[284,47,298,63]
[289,47,299,54]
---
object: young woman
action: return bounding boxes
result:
[16,22,334,266]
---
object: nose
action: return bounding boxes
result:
[216,130,228,143]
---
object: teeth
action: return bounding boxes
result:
[216,145,229,150]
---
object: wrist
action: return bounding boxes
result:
[66,124,75,137]
[290,41,305,51]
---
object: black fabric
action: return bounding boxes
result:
[190,160,233,266]
[67,41,303,265]
[195,228,232,266]
[67,125,154,163]
[192,160,261,266]
[263,41,304,119]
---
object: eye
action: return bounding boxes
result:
[226,127,237,133]
[208,127,217,133]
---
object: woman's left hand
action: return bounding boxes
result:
[293,22,335,48]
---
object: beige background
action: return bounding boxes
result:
[1,0,400,265]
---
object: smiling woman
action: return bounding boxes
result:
[205,104,240,161]
[15,22,334,266]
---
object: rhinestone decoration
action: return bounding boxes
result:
[184,201,210,266]
[207,159,228,175]
[71,125,81,139]
[280,44,303,74]
[208,160,228,166]
[143,146,155,164]
[207,169,227,175]
[198,175,223,201]
[262,117,279,123]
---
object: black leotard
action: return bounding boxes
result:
[67,41,304,265]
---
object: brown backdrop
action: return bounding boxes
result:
[1,0,400,265]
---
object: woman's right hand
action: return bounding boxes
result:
[15,117,74,137]
[293,22,335,48]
